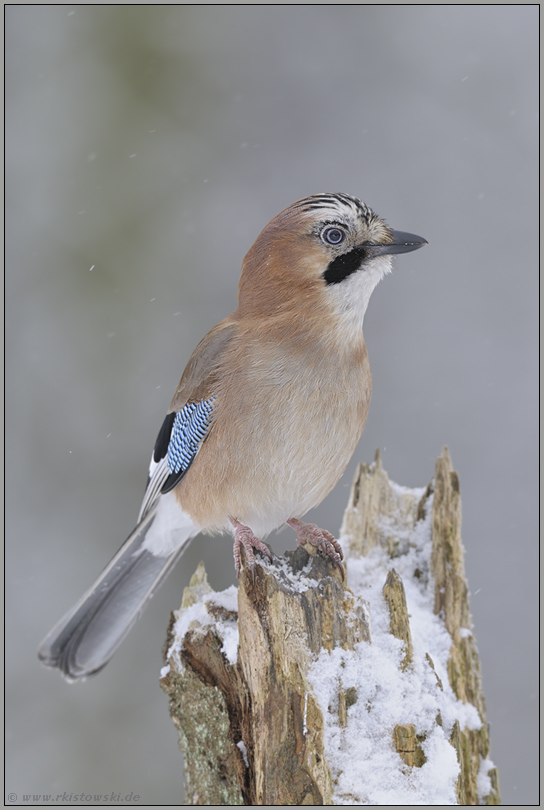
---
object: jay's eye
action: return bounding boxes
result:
[322,227,346,246]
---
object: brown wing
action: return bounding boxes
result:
[169,318,238,411]
[138,318,238,518]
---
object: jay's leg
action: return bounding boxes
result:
[230,517,273,575]
[287,518,345,578]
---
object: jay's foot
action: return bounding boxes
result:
[230,517,273,576]
[287,518,345,579]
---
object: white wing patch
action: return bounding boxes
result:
[138,455,171,522]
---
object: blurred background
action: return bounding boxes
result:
[6,6,538,806]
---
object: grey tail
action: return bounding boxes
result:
[37,508,193,682]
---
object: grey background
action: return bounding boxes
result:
[6,6,538,806]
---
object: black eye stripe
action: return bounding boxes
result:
[323,246,368,285]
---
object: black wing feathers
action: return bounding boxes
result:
[153,412,176,463]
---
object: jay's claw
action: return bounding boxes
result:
[230,518,273,576]
[287,518,345,579]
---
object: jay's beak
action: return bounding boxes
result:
[369,229,428,256]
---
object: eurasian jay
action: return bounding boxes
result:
[38,192,426,681]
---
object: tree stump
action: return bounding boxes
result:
[161,448,500,805]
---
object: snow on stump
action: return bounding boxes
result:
[160,448,500,805]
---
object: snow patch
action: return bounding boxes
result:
[307,490,493,805]
[166,584,239,666]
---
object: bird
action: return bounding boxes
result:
[38,192,427,681]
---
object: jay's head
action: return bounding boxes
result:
[238,193,426,332]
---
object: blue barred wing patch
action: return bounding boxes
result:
[138,396,215,519]
[167,397,215,478]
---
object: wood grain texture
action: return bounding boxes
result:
[162,550,369,805]
[162,449,500,805]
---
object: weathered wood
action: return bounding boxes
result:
[383,568,413,670]
[430,448,500,805]
[160,563,246,806]
[393,724,426,768]
[162,550,370,805]
[161,449,500,805]
[341,448,500,805]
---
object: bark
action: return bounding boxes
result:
[161,448,500,805]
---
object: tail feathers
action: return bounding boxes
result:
[37,508,194,682]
